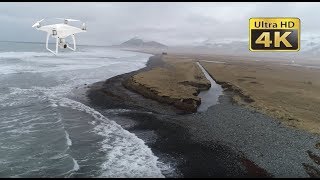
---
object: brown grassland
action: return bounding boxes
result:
[125,53,320,134]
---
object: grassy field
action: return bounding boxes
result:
[124,55,210,112]
[199,57,320,134]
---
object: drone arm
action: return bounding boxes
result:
[67,34,76,51]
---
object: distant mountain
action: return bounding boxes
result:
[117,37,168,49]
[192,38,248,54]
[192,36,320,58]
[299,35,320,56]
[112,35,320,59]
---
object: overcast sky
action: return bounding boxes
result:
[0,2,319,46]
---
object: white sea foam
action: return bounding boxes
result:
[50,102,58,107]
[65,131,72,146]
[1,145,22,150]
[49,153,69,160]
[6,124,36,134]
[58,97,164,178]
[156,161,177,177]
[72,158,80,171]
[0,87,45,108]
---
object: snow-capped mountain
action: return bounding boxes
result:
[300,34,320,56]
[192,38,249,54]
[196,38,247,47]
[193,35,320,57]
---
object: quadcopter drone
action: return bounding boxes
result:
[32,18,87,55]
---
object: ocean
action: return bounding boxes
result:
[0,42,164,177]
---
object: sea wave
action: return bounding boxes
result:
[65,131,72,146]
[0,47,158,177]
[0,49,149,76]
[72,158,80,171]
[0,51,50,59]
[57,97,164,178]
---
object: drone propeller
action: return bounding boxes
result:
[32,18,45,28]
[56,18,80,22]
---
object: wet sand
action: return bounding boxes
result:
[86,54,320,177]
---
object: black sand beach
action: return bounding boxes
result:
[85,54,320,178]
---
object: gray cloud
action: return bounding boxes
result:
[0,2,319,46]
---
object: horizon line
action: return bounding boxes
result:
[0,40,111,47]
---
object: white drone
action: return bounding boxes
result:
[32,18,87,55]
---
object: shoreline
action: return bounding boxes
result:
[86,54,272,177]
[86,53,320,177]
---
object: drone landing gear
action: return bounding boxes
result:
[67,35,76,51]
[45,33,58,55]
[45,34,77,55]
